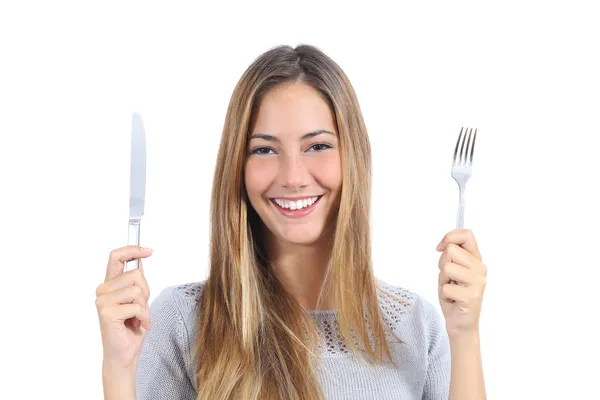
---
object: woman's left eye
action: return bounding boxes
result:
[307,143,332,152]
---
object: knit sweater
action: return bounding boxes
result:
[135,279,451,399]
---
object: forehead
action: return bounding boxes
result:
[251,82,336,136]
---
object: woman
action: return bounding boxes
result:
[96,44,487,400]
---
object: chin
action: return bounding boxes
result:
[278,227,325,246]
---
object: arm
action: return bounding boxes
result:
[449,333,486,400]
[435,229,488,400]
[103,360,136,400]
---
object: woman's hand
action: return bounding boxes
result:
[436,229,487,341]
[96,246,153,370]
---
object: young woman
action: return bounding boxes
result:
[96,44,487,400]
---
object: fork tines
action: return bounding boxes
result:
[453,127,477,166]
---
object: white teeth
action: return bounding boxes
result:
[273,196,319,210]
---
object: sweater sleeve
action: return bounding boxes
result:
[136,286,197,400]
[421,297,451,400]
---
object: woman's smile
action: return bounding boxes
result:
[269,195,324,218]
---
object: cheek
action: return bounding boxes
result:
[314,152,342,190]
[245,159,276,197]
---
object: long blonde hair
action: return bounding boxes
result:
[193,44,401,400]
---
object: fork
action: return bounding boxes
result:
[449,127,477,284]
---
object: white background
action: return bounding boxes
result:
[1,1,598,398]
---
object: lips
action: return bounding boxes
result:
[269,195,323,218]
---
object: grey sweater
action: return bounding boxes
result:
[136,279,451,399]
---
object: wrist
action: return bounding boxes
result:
[449,330,481,349]
[102,360,137,400]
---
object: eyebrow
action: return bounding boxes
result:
[249,129,336,143]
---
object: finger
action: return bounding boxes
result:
[96,285,151,332]
[99,303,151,330]
[105,246,153,281]
[438,243,485,274]
[440,282,471,304]
[438,262,478,286]
[96,285,148,310]
[436,229,481,260]
[97,267,150,301]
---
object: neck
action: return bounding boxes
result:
[264,227,336,311]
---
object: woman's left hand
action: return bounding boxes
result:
[436,229,487,341]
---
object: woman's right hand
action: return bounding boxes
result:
[96,245,154,370]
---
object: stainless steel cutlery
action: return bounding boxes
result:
[124,112,146,272]
[449,127,477,284]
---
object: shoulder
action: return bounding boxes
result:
[375,278,442,323]
[154,279,206,308]
[164,280,207,310]
[375,277,451,396]
[149,280,207,345]
[375,278,447,349]
[138,280,207,393]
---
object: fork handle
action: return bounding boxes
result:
[125,218,141,272]
[456,185,465,229]
[450,185,466,285]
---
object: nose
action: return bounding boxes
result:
[279,154,309,191]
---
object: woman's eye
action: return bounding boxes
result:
[308,143,332,152]
[250,147,275,155]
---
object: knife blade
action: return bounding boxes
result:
[125,112,146,272]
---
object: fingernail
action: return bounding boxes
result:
[141,247,153,253]
[436,241,443,251]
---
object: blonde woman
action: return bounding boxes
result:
[96,44,487,400]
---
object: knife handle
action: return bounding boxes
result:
[125,218,141,272]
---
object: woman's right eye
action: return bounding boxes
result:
[250,147,275,155]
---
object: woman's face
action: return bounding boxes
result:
[245,82,342,246]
